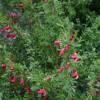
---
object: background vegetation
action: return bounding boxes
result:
[0,0,100,100]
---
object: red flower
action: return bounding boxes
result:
[4,26,11,32]
[25,87,32,95]
[9,12,17,18]
[95,79,100,83]
[6,34,16,39]
[54,40,61,47]
[9,76,16,84]
[74,57,80,62]
[20,79,25,86]
[65,44,70,52]
[96,90,100,95]
[59,48,65,56]
[59,67,64,73]
[71,69,79,80]
[1,64,7,71]
[70,52,77,59]
[70,52,80,62]
[38,89,46,96]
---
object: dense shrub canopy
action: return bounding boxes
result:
[0,0,100,100]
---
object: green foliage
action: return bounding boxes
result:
[0,0,100,100]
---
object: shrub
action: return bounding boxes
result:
[0,0,100,99]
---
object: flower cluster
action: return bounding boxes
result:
[9,12,21,25]
[53,33,80,80]
[1,63,48,97]
[9,12,17,18]
[0,10,48,99]
[0,26,16,40]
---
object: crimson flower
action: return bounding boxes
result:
[1,64,7,71]
[59,48,65,56]
[43,96,47,100]
[6,34,16,39]
[59,67,64,73]
[9,76,16,84]
[38,89,47,100]
[95,79,100,84]
[38,89,46,96]
[96,89,100,95]
[70,52,77,59]
[74,57,80,62]
[54,40,61,47]
[71,69,79,80]
[70,52,80,62]
[20,79,25,86]
[25,87,32,95]
[9,12,17,18]
[4,26,11,32]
